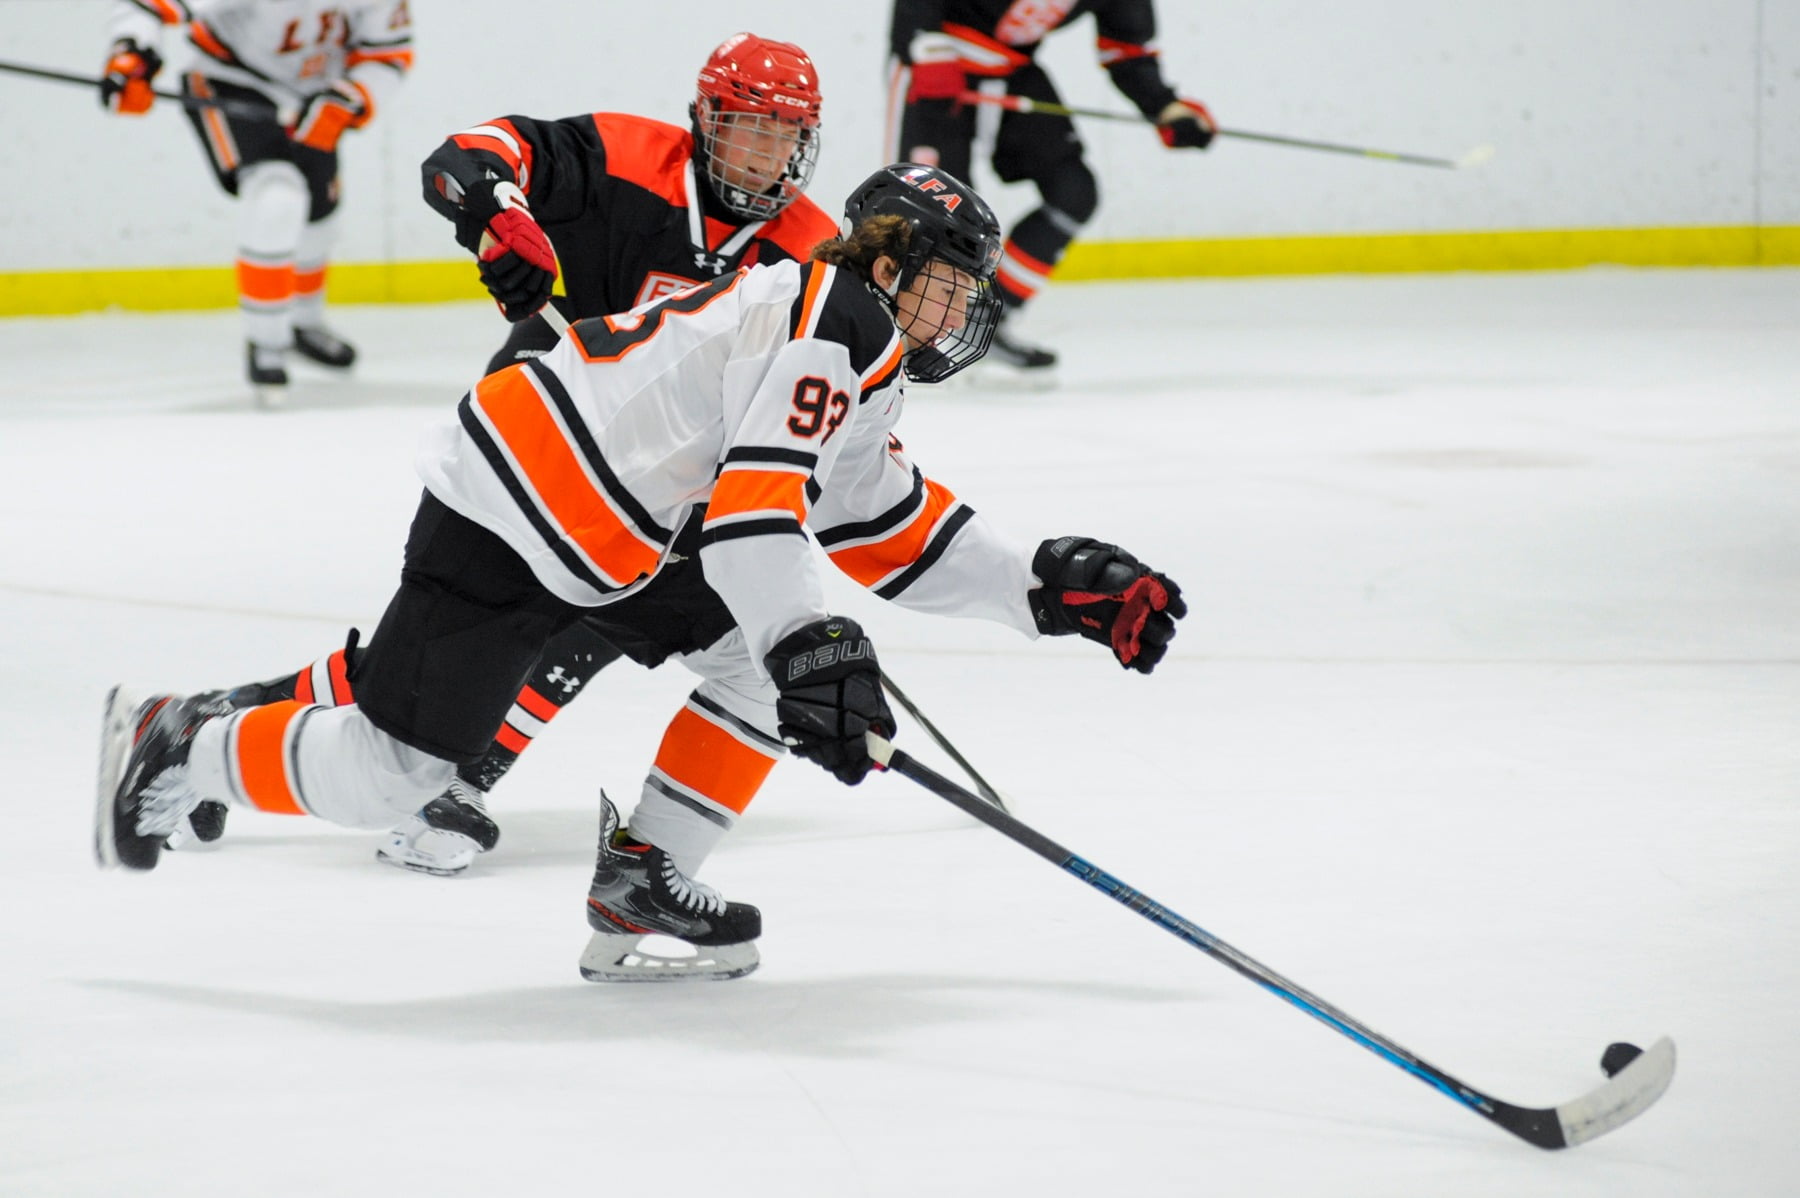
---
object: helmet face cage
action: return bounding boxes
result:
[694,34,823,221]
[843,164,1004,382]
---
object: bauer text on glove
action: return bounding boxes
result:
[764,617,895,785]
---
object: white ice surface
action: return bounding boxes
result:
[1,270,1796,1196]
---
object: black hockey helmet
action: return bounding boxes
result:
[842,163,1003,382]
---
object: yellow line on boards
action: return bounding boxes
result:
[2,226,1795,316]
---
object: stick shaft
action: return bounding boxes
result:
[878,671,1008,811]
[0,58,281,122]
[954,90,1463,169]
[869,735,1512,1123]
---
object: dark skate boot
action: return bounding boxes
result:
[95,688,218,871]
[162,677,297,851]
[376,775,501,877]
[579,793,760,982]
[988,308,1057,370]
[246,342,289,408]
[292,325,357,369]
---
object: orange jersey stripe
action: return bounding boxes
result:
[514,686,559,723]
[147,0,185,22]
[652,706,779,816]
[347,47,416,70]
[236,259,295,303]
[473,366,663,586]
[236,701,307,815]
[188,21,232,63]
[708,467,809,523]
[590,113,690,209]
[860,340,904,396]
[451,118,531,183]
[794,263,831,336]
[827,478,960,587]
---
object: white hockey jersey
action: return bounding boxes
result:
[108,0,413,113]
[416,259,1040,670]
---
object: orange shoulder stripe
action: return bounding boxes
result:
[591,113,690,209]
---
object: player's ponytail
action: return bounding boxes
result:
[810,214,912,286]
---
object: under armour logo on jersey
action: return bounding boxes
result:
[545,666,581,696]
[694,251,729,274]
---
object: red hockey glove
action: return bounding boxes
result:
[764,617,894,786]
[292,80,373,152]
[100,40,162,115]
[907,60,967,103]
[1157,98,1216,149]
[1029,536,1187,673]
[466,180,558,322]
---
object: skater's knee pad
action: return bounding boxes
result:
[1039,160,1098,226]
[236,161,311,255]
[292,707,457,828]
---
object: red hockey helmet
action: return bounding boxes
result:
[692,33,823,221]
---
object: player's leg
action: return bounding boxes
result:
[888,67,977,180]
[97,494,586,870]
[578,627,782,982]
[987,65,1100,370]
[289,153,358,370]
[376,617,627,875]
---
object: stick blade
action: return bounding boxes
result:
[1456,144,1497,169]
[1554,1036,1677,1147]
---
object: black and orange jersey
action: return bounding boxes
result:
[421,112,840,318]
[890,0,1178,119]
[416,258,1039,671]
[109,0,413,112]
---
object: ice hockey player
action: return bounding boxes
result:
[96,162,1187,985]
[99,0,414,399]
[182,33,838,877]
[887,0,1214,371]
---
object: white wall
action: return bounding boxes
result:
[2,0,1794,271]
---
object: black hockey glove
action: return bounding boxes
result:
[460,178,558,321]
[1029,536,1188,674]
[764,616,895,786]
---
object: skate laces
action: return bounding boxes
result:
[657,853,726,916]
[133,764,202,837]
[446,774,489,814]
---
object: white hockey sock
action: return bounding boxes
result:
[236,161,309,348]
[187,703,454,829]
[294,212,338,329]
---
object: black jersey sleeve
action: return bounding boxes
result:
[421,114,608,251]
[1094,0,1180,118]
[890,0,949,61]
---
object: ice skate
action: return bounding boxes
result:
[95,688,216,871]
[245,342,289,408]
[292,325,357,369]
[376,776,500,877]
[579,793,760,982]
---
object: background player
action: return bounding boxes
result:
[886,0,1213,371]
[96,163,1186,984]
[100,0,413,399]
[185,34,839,879]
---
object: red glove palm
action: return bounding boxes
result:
[1029,537,1187,673]
[907,60,966,103]
[471,182,558,322]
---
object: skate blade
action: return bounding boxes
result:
[578,931,759,983]
[252,382,289,410]
[94,686,142,869]
[374,846,472,877]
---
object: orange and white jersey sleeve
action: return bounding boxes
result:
[117,0,413,111]
[812,428,1038,637]
[697,263,888,670]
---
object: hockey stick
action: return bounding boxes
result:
[955,90,1494,170]
[878,671,1010,813]
[0,58,284,123]
[866,731,1675,1149]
